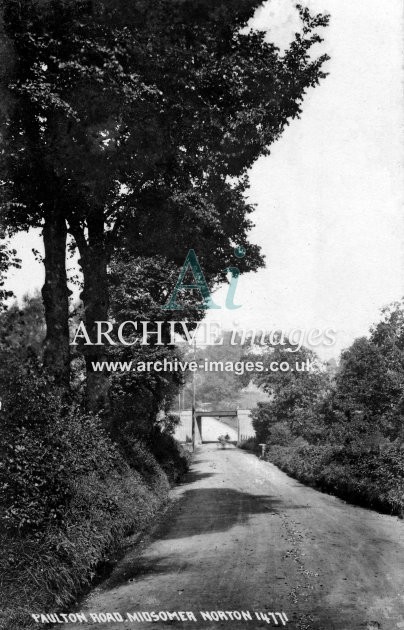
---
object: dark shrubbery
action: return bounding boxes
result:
[0,354,188,630]
[268,443,404,516]
[0,461,168,629]
[248,303,404,516]
[109,365,190,484]
[0,357,120,534]
[147,429,191,483]
[238,437,257,452]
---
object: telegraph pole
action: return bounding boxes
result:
[192,340,196,451]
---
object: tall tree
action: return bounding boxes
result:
[333,301,404,441]
[0,0,72,383]
[1,0,330,409]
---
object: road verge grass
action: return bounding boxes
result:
[266,443,404,517]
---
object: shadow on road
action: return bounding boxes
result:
[160,488,285,539]
[177,471,217,484]
[160,492,310,537]
[103,487,285,590]
[93,449,311,596]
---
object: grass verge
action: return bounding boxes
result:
[266,443,404,517]
[0,445,190,630]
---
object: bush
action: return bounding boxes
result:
[0,460,169,629]
[268,422,293,446]
[0,357,120,534]
[147,429,191,483]
[114,433,167,480]
[266,443,404,516]
[0,357,182,630]
[238,437,257,451]
[248,303,404,518]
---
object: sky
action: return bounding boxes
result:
[205,0,404,358]
[5,0,404,360]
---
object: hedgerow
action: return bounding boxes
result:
[266,443,404,516]
[248,302,404,518]
[0,356,188,630]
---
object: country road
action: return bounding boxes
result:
[79,445,404,630]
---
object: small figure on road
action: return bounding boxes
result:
[218,435,231,449]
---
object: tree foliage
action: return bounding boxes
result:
[181,331,248,409]
[0,0,330,406]
[0,292,45,354]
[106,257,186,442]
[250,302,404,515]
[0,228,20,309]
[247,341,330,443]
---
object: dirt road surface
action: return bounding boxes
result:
[78,445,404,630]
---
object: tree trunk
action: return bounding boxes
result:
[41,209,70,387]
[78,213,111,414]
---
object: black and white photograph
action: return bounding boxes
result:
[0,1,403,628]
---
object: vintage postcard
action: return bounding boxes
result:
[0,1,403,629]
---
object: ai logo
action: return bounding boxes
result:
[163,248,245,311]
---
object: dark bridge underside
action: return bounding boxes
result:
[194,411,238,444]
[195,410,237,418]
